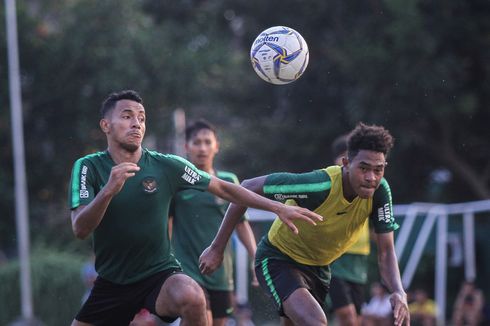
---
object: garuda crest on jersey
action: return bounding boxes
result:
[142,177,158,193]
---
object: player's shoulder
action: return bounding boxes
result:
[375,178,392,195]
[145,148,171,161]
[75,151,107,165]
[373,177,393,203]
[145,149,188,165]
[216,170,239,183]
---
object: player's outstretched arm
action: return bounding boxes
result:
[200,176,322,274]
[236,220,257,260]
[208,176,322,232]
[376,232,410,326]
[236,220,259,286]
[71,162,140,239]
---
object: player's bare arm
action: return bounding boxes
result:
[235,221,257,259]
[200,175,323,274]
[210,176,322,231]
[71,162,140,239]
[376,232,410,326]
[235,221,259,286]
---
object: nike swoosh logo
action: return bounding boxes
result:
[181,193,196,200]
[336,211,347,215]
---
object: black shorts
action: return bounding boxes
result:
[201,287,234,318]
[76,268,182,325]
[255,258,330,316]
[329,276,365,314]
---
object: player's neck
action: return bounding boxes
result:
[107,146,142,164]
[195,162,215,175]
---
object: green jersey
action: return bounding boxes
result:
[68,149,211,284]
[330,253,369,284]
[170,171,245,291]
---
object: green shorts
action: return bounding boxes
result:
[254,236,331,316]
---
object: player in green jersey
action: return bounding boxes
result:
[68,90,321,326]
[329,134,371,326]
[169,119,257,326]
[199,123,410,326]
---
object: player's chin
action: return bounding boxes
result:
[358,187,375,199]
[122,142,141,152]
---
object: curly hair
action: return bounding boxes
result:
[100,90,143,118]
[347,122,395,159]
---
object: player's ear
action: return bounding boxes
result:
[342,156,349,167]
[215,139,220,154]
[100,119,109,133]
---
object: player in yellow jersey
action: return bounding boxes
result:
[199,122,410,326]
[329,134,372,326]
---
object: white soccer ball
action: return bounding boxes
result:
[250,26,309,85]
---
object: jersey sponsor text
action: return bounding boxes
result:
[181,165,202,185]
[80,165,89,198]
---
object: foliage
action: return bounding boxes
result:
[0,247,86,326]
[1,0,489,279]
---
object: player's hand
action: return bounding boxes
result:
[199,245,224,275]
[390,291,410,326]
[276,204,323,234]
[105,163,140,195]
[250,261,259,287]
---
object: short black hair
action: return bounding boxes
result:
[185,119,217,141]
[100,90,143,118]
[347,122,394,159]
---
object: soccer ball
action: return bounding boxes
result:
[250,26,309,85]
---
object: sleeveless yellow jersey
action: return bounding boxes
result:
[264,165,397,266]
[346,219,370,255]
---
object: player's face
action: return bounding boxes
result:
[185,129,219,169]
[344,150,386,199]
[101,99,146,152]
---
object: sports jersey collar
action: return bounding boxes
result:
[105,147,147,165]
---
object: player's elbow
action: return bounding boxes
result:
[72,223,90,240]
[241,178,261,193]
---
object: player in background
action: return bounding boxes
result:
[199,122,410,326]
[329,134,371,326]
[68,90,321,326]
[169,119,257,326]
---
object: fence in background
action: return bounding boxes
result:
[235,200,490,326]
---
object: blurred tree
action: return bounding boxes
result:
[1,0,489,255]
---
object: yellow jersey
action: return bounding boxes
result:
[264,165,397,266]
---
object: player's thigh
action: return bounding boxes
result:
[282,288,327,326]
[329,276,352,310]
[255,258,328,318]
[154,273,205,316]
[207,289,234,319]
[348,282,365,314]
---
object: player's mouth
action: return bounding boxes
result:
[358,184,376,197]
[196,154,209,160]
[128,132,142,138]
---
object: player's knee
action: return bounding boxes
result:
[335,306,358,326]
[285,305,327,326]
[296,313,327,326]
[156,275,206,316]
[176,280,206,312]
